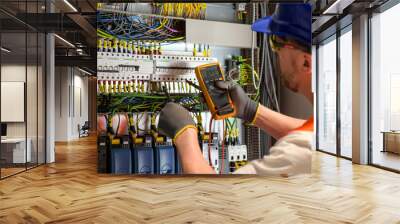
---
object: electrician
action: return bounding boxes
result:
[158,3,313,175]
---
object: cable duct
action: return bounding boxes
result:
[258,2,280,156]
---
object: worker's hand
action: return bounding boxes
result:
[158,102,197,142]
[215,80,259,123]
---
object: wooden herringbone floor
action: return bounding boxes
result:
[1,136,400,224]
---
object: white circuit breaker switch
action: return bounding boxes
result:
[202,143,219,173]
[234,145,239,162]
[239,145,248,161]
[227,145,236,162]
[236,145,242,162]
[227,145,247,162]
[237,3,246,11]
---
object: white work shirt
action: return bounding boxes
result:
[234,118,314,176]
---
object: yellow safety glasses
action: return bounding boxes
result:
[268,35,296,52]
[268,35,309,53]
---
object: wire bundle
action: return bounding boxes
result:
[224,118,240,145]
[227,56,260,101]
[97,11,184,41]
[97,93,204,114]
[153,3,207,19]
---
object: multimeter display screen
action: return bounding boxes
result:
[201,65,221,81]
[200,65,233,115]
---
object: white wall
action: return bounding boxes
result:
[1,65,41,138]
[55,67,89,141]
[1,65,26,138]
[71,73,89,138]
[1,63,46,164]
[55,66,69,141]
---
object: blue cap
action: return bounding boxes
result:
[251,3,311,47]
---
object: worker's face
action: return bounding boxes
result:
[276,47,312,94]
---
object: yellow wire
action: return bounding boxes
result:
[97,29,114,39]
[156,3,206,19]
[166,36,184,41]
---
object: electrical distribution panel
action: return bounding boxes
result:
[96,4,251,175]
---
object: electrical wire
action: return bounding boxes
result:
[208,117,213,166]
[155,3,206,19]
[97,93,203,114]
[115,113,121,136]
[98,11,184,41]
[259,3,266,92]
[251,3,258,91]
[220,119,225,174]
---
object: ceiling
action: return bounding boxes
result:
[0,0,96,74]
[311,0,390,43]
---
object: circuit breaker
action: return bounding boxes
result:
[133,136,154,174]
[154,138,176,174]
[110,136,132,174]
[97,135,109,173]
[201,133,220,173]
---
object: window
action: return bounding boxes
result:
[317,36,337,154]
[370,3,400,171]
[0,0,47,179]
[339,28,352,158]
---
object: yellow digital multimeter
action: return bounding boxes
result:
[195,63,236,120]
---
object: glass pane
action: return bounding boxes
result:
[38,32,45,165]
[27,31,38,169]
[317,37,337,154]
[0,0,46,178]
[1,31,27,177]
[339,29,352,158]
[26,0,40,169]
[371,4,400,171]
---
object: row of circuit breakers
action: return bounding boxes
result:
[97,51,249,174]
[97,51,217,94]
[98,132,248,174]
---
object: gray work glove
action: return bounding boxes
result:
[158,102,197,141]
[215,80,259,123]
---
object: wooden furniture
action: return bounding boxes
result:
[382,131,400,154]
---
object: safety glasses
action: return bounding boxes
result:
[268,35,308,53]
[268,35,295,52]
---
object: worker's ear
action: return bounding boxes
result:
[301,52,312,73]
[293,51,310,74]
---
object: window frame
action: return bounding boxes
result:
[367,0,400,173]
[315,23,353,161]
[0,0,48,180]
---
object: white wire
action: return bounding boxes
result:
[261,2,280,112]
[228,68,240,82]
[251,3,258,91]
[258,3,266,91]
[268,4,280,112]
[270,58,280,112]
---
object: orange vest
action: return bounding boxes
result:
[292,116,314,132]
